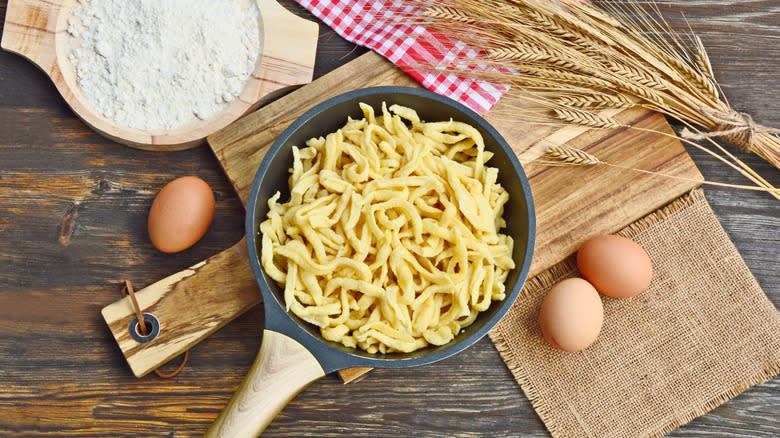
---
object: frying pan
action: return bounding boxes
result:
[205,86,536,437]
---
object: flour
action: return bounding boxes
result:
[66,0,261,131]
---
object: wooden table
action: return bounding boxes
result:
[0,1,777,436]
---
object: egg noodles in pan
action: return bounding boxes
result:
[260,102,514,354]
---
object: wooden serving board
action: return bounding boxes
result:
[1,0,318,151]
[102,51,702,380]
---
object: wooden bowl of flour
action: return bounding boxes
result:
[1,0,319,151]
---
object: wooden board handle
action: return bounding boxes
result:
[249,0,320,106]
[1,0,61,72]
[101,238,261,377]
[205,330,326,438]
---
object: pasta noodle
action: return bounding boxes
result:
[260,102,514,354]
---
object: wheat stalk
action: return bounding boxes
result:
[537,144,779,194]
[555,93,634,110]
[384,0,778,198]
[607,62,667,90]
[487,45,583,72]
[423,6,475,24]
[553,108,621,128]
[538,145,603,166]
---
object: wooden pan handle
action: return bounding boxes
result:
[1,0,61,72]
[205,330,326,438]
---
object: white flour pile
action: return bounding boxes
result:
[66,0,261,131]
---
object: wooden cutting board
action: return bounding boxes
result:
[102,51,702,380]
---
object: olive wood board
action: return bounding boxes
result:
[0,0,319,151]
[101,50,702,381]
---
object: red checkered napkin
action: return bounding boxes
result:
[294,0,507,114]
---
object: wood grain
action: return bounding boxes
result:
[0,0,58,71]
[0,0,776,436]
[1,0,319,150]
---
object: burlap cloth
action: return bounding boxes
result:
[489,189,780,438]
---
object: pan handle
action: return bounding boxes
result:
[205,330,326,438]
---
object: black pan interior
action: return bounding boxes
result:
[246,87,535,373]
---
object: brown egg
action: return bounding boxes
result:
[539,278,604,352]
[577,234,653,299]
[148,176,215,253]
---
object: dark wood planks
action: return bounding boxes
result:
[0,0,777,437]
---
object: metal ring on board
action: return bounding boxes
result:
[128,313,160,343]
